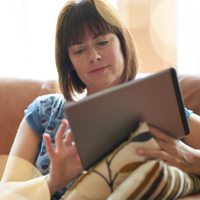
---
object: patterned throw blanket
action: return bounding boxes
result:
[62,122,200,200]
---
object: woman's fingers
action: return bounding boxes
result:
[138,126,200,175]
[137,148,184,169]
[65,130,73,145]
[44,119,71,159]
[43,133,55,159]
[137,148,171,162]
[149,126,176,143]
[55,119,68,150]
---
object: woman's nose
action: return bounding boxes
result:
[88,48,101,63]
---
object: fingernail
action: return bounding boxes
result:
[137,149,144,155]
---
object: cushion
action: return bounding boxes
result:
[61,122,200,200]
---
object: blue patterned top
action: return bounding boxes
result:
[24,94,193,199]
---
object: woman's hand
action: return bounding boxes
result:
[43,119,83,195]
[137,126,200,175]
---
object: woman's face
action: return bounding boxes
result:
[68,29,125,94]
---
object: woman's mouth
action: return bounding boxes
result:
[89,66,109,74]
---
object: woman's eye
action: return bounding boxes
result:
[98,40,109,46]
[73,49,84,55]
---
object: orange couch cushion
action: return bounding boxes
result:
[0,78,57,155]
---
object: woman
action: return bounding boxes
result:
[2,0,138,199]
[2,0,200,199]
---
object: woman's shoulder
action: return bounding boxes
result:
[35,93,66,105]
[25,93,65,113]
[26,93,65,113]
[24,93,66,135]
[30,93,66,120]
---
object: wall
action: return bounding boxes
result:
[117,0,177,73]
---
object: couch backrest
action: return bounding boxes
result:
[0,75,200,155]
[0,78,57,155]
[179,75,200,115]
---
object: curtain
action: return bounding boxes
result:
[0,0,64,79]
[178,0,200,75]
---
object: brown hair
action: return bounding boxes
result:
[55,0,138,101]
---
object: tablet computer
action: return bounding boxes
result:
[64,68,189,170]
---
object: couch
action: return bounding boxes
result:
[0,74,200,155]
[0,78,57,155]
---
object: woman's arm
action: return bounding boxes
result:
[2,118,83,196]
[9,117,40,163]
[1,117,40,182]
[184,112,200,149]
